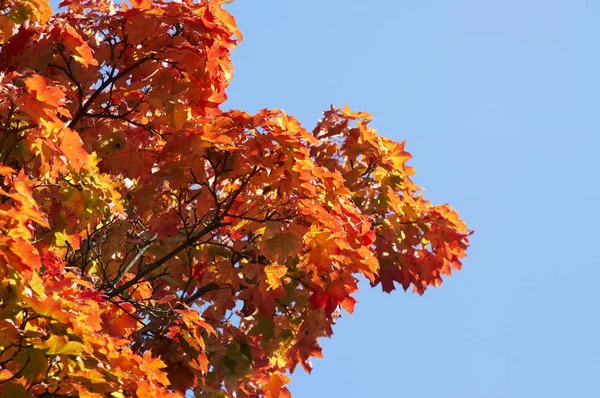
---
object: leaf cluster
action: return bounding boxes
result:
[0,0,471,396]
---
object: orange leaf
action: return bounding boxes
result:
[25,75,64,107]
[61,25,98,67]
[140,351,170,386]
[8,238,41,273]
[264,372,292,398]
[130,0,152,11]
[0,369,13,382]
[60,127,90,171]
[189,353,209,374]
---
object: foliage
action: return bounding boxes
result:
[0,0,471,396]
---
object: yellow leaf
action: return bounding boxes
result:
[264,263,287,290]
[40,335,87,356]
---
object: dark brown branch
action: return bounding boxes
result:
[106,221,225,298]
[0,354,30,384]
[183,282,219,305]
[67,56,154,129]
[106,167,260,298]
[80,112,158,135]
[111,233,158,287]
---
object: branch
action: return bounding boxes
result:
[81,111,160,136]
[0,354,30,384]
[67,56,154,129]
[110,233,158,287]
[106,167,259,298]
[183,282,219,304]
[106,221,225,298]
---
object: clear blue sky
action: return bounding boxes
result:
[46,0,600,396]
[223,1,600,397]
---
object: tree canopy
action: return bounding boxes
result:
[0,0,471,396]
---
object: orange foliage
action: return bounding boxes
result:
[0,0,471,396]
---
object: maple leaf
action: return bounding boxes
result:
[59,125,91,171]
[264,262,288,290]
[57,24,99,67]
[104,303,139,337]
[6,238,41,273]
[36,335,88,356]
[261,223,304,263]
[25,74,63,103]
[263,372,292,398]
[130,0,152,11]
[189,352,209,374]
[140,351,170,386]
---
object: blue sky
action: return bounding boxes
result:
[224,1,600,397]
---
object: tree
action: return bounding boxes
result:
[0,0,471,396]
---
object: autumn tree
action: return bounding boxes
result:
[0,0,471,396]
